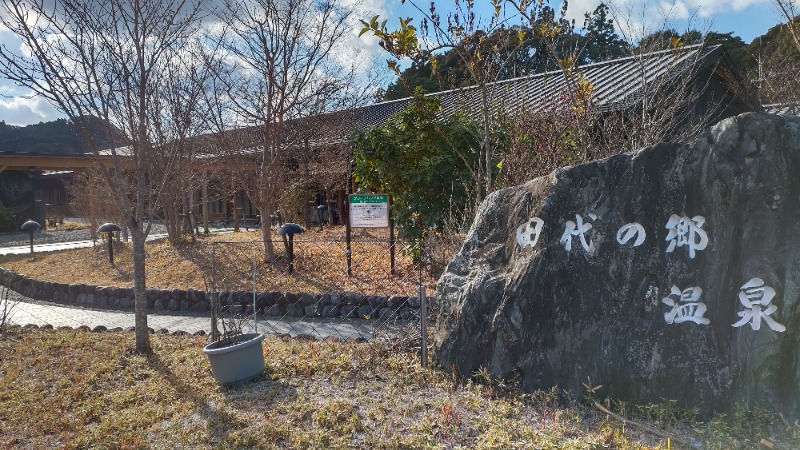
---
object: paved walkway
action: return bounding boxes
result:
[1,290,399,341]
[0,233,170,255]
[1,231,412,341]
[0,227,244,255]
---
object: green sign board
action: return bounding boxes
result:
[349,194,389,228]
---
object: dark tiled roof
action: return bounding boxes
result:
[156,44,728,157]
[294,44,724,148]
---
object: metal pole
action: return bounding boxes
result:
[28,230,34,254]
[211,244,218,341]
[345,219,352,277]
[419,242,428,368]
[253,252,257,334]
[288,235,294,274]
[388,195,395,276]
[107,232,114,264]
[345,151,353,277]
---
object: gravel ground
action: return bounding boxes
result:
[0,221,167,248]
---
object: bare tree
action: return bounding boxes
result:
[0,285,18,336]
[585,4,758,156]
[211,0,358,260]
[775,1,800,50]
[754,2,800,109]
[0,0,204,353]
[65,169,121,236]
[151,42,217,243]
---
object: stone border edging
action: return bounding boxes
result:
[4,324,374,343]
[0,267,429,321]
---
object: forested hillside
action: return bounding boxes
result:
[0,117,126,155]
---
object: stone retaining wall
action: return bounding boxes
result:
[0,267,426,320]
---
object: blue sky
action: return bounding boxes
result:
[386,0,781,44]
[0,0,787,127]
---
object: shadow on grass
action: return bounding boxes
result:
[144,350,296,439]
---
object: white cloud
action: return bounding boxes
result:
[563,0,604,28]
[685,0,769,17]
[604,0,771,41]
[0,91,63,125]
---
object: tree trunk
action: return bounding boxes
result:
[164,192,178,243]
[130,226,151,353]
[258,201,276,260]
[181,191,191,235]
[302,161,311,229]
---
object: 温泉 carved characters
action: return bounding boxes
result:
[434,112,800,418]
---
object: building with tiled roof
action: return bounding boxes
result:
[0,44,758,229]
[286,44,755,151]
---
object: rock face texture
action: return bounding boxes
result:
[435,113,800,417]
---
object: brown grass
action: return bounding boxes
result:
[0,328,674,449]
[3,328,797,449]
[0,227,434,296]
[49,220,91,231]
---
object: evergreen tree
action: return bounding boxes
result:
[704,32,754,72]
[583,3,627,63]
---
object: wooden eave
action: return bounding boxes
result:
[0,153,124,171]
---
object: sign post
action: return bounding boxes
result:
[349,194,389,227]
[347,194,392,276]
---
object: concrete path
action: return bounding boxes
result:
[0,227,244,255]
[1,290,403,341]
[0,230,414,341]
[0,233,170,255]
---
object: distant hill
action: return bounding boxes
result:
[0,116,127,155]
[747,19,800,67]
[745,19,800,105]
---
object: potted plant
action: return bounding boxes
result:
[203,298,265,385]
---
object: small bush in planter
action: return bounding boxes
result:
[203,305,265,385]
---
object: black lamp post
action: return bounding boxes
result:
[20,220,41,254]
[97,223,122,264]
[278,223,304,274]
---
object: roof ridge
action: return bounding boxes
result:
[377,44,714,105]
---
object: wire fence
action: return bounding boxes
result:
[206,234,436,362]
[0,231,439,365]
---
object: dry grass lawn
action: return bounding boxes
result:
[4,328,796,449]
[0,228,433,296]
[3,230,799,448]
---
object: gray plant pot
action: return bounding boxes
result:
[203,333,266,385]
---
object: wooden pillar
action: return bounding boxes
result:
[87,170,97,241]
[232,193,240,232]
[202,175,209,234]
[326,188,334,226]
[337,190,344,226]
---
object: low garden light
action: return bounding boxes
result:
[20,220,41,254]
[97,222,122,264]
[278,222,304,274]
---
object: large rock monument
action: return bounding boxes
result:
[435,113,800,417]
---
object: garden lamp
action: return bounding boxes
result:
[278,222,304,274]
[97,222,122,264]
[20,220,41,254]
